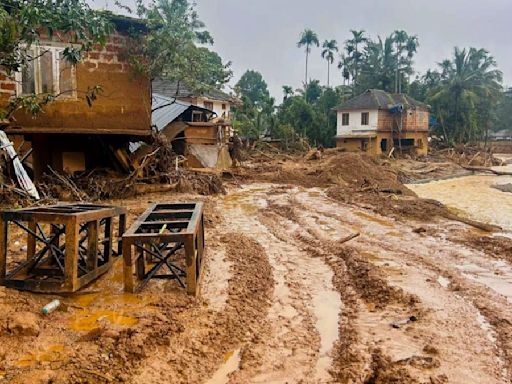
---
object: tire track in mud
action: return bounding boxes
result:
[285,187,511,383]
[220,191,342,383]
[258,185,509,383]
[131,233,274,384]
[260,206,426,383]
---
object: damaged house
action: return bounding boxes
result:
[147,79,242,169]
[131,93,233,169]
[335,89,429,156]
[0,16,151,180]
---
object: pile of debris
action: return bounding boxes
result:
[440,144,503,167]
[1,133,226,204]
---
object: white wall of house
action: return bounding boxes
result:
[198,97,231,119]
[336,110,378,136]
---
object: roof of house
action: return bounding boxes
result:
[130,94,213,152]
[335,89,428,111]
[152,79,241,104]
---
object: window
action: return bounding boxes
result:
[204,101,214,110]
[361,112,369,126]
[15,45,76,98]
[222,103,226,110]
[192,111,204,122]
[341,113,349,126]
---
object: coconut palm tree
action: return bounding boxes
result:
[337,54,351,85]
[321,39,338,87]
[392,30,419,93]
[429,47,502,143]
[344,30,367,91]
[282,85,294,101]
[297,29,319,86]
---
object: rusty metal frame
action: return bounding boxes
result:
[0,204,126,293]
[122,202,205,295]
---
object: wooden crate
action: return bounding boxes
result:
[0,204,126,293]
[122,202,205,295]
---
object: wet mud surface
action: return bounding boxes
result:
[1,179,512,383]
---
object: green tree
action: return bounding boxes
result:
[337,54,351,85]
[428,47,503,144]
[392,30,419,93]
[495,88,512,134]
[235,70,270,107]
[282,85,294,101]
[358,36,396,92]
[0,0,113,119]
[344,29,367,92]
[233,70,273,138]
[125,0,231,92]
[321,39,338,87]
[297,29,319,86]
[301,79,322,104]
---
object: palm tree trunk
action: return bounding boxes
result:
[305,47,309,86]
[327,61,330,87]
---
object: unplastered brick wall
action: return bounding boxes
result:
[377,109,428,132]
[83,32,132,73]
[0,70,16,101]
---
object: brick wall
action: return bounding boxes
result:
[2,28,151,134]
[377,109,428,132]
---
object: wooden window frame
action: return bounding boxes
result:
[15,45,77,99]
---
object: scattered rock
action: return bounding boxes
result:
[413,226,427,234]
[7,312,40,336]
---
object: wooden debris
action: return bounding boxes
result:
[443,212,501,233]
[461,165,512,176]
[339,232,360,244]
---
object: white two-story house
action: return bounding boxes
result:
[335,89,429,156]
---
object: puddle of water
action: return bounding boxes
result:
[67,292,152,332]
[205,348,241,384]
[223,187,268,215]
[312,290,340,356]
[69,309,138,332]
[16,345,66,368]
[476,312,497,343]
[458,262,512,303]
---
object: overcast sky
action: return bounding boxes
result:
[92,0,511,100]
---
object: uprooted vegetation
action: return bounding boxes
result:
[0,134,225,206]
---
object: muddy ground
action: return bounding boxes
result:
[1,151,512,383]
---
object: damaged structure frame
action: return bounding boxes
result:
[122,202,205,295]
[0,204,126,293]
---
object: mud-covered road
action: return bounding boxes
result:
[201,183,512,383]
[2,182,512,383]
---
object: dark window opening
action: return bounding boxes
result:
[361,112,369,126]
[393,138,415,148]
[380,139,387,153]
[342,113,349,126]
[204,101,214,110]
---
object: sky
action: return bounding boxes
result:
[91,0,512,100]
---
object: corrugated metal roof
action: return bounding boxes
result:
[152,93,191,132]
[129,94,192,153]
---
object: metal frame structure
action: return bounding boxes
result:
[122,202,205,295]
[0,204,126,293]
